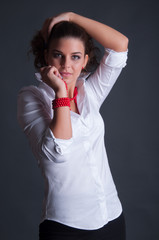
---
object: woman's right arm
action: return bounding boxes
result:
[40,65,72,140]
[17,86,73,163]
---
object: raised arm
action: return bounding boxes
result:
[42,12,128,52]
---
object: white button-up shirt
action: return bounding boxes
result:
[17,48,128,230]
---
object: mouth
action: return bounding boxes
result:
[60,72,72,77]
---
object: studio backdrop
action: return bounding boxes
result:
[1,0,159,239]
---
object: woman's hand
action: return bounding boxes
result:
[41,12,72,43]
[40,66,67,97]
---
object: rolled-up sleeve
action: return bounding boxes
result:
[86,48,128,108]
[42,127,73,163]
[17,86,73,164]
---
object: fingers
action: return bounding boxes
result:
[40,65,55,79]
[40,66,65,91]
[48,18,56,36]
[41,12,71,43]
[41,17,58,43]
[40,66,62,82]
[41,18,52,43]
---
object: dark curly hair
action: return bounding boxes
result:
[30,21,100,73]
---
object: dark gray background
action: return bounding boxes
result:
[1,0,159,239]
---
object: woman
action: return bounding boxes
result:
[17,12,128,240]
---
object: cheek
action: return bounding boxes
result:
[48,58,59,67]
[74,61,84,71]
[73,65,83,75]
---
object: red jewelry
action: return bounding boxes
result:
[52,88,78,110]
[52,98,70,109]
[70,87,78,105]
[60,75,78,103]
[52,75,78,110]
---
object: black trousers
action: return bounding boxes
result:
[39,213,126,240]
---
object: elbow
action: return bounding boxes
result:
[115,36,129,52]
[123,36,129,50]
[120,36,129,52]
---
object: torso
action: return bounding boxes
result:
[70,100,79,114]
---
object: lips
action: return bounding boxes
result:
[60,72,72,77]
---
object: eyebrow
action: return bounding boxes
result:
[52,49,82,55]
[72,52,82,55]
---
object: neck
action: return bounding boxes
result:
[67,84,76,99]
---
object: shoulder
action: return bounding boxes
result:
[18,84,47,103]
[17,85,46,117]
[18,85,41,97]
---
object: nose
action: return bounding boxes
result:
[61,56,71,69]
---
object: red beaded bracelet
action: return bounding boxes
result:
[52,97,70,109]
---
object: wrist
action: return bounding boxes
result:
[52,97,70,109]
[55,89,67,98]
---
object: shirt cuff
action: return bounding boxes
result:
[44,127,73,156]
[102,48,128,68]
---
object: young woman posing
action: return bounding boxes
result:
[18,12,128,240]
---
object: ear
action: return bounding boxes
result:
[83,54,89,68]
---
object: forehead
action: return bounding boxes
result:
[49,37,85,52]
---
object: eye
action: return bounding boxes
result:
[52,53,63,58]
[72,55,81,60]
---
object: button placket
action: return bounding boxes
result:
[87,150,108,221]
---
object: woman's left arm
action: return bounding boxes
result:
[69,12,128,52]
[43,12,128,52]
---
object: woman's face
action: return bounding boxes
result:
[45,37,88,86]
